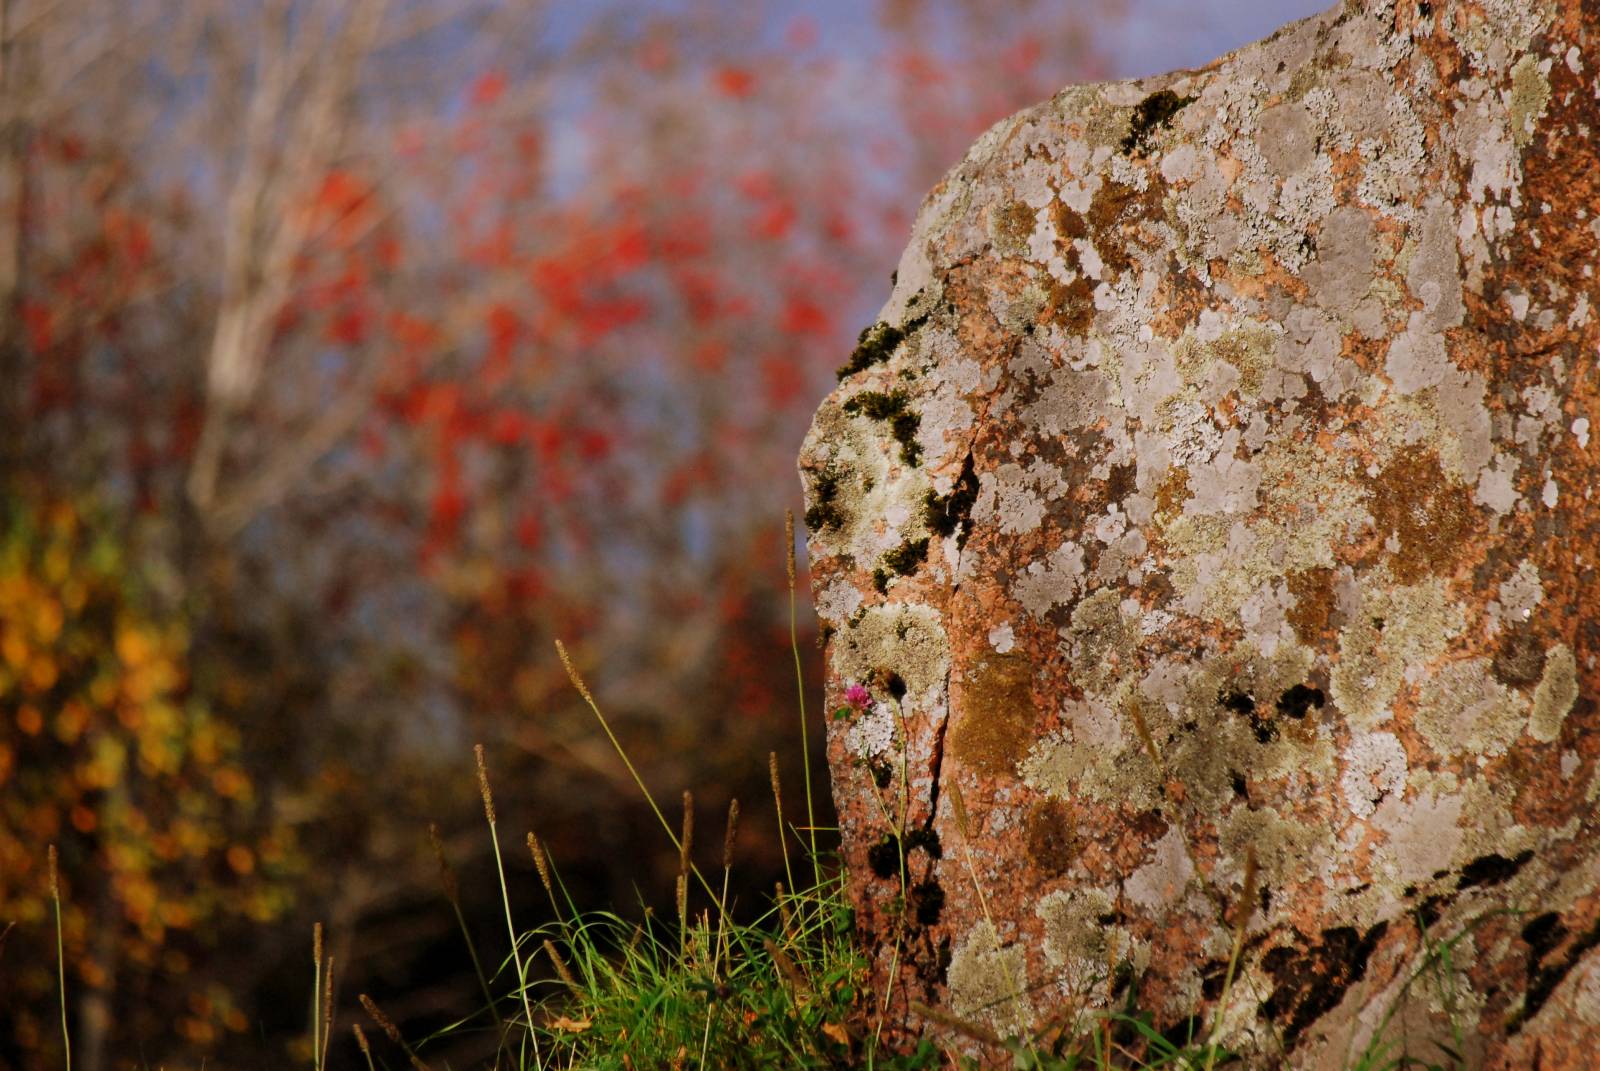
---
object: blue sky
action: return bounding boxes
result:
[1112,0,1332,77]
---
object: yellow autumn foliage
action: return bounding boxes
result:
[0,484,296,1054]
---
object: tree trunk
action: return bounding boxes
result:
[800,0,1600,1065]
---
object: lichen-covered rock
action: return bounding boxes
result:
[798,1,1600,1065]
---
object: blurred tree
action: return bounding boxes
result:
[0,0,1119,1065]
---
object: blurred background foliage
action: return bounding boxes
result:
[0,0,1319,1067]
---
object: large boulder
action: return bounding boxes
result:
[799,0,1600,1065]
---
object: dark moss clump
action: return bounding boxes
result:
[1260,922,1389,1044]
[924,454,979,546]
[868,758,894,790]
[903,826,942,859]
[1219,690,1255,714]
[867,835,901,879]
[836,311,927,380]
[1277,684,1326,719]
[843,389,922,466]
[1120,89,1195,154]
[1456,849,1533,890]
[803,468,845,532]
[882,536,928,577]
[910,879,945,926]
[867,827,942,882]
[1514,914,1600,1033]
[1220,688,1278,744]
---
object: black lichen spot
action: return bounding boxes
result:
[803,469,845,532]
[1220,690,1255,714]
[911,879,945,926]
[836,312,927,380]
[843,388,922,465]
[1417,894,1451,930]
[924,454,979,547]
[1230,770,1248,798]
[1522,912,1566,961]
[871,568,890,594]
[1200,959,1230,1000]
[1120,89,1196,155]
[880,537,929,581]
[1457,849,1534,890]
[1514,915,1600,1033]
[1221,689,1278,744]
[903,825,941,859]
[1260,922,1389,1045]
[869,759,894,790]
[1160,1015,1204,1049]
[867,835,901,879]
[1277,684,1326,720]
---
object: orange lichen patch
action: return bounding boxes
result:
[1286,567,1337,644]
[1050,199,1088,244]
[991,200,1037,254]
[1085,176,1163,278]
[1363,445,1478,583]
[1024,797,1078,878]
[949,652,1037,776]
[1152,467,1190,521]
[1045,275,1097,333]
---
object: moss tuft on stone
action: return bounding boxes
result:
[1119,88,1195,155]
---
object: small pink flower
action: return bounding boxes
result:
[844,683,872,710]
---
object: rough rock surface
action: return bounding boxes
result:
[798,0,1600,1065]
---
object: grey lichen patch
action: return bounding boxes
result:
[1062,589,1138,694]
[803,389,937,568]
[1507,53,1552,148]
[1218,804,1332,907]
[1159,435,1370,626]
[1015,541,1088,623]
[1528,644,1578,743]
[1340,730,1410,820]
[972,458,1068,537]
[1329,570,1466,732]
[1124,825,1196,910]
[1020,691,1161,810]
[950,652,1038,777]
[1171,319,1277,401]
[1020,364,1114,437]
[1371,784,1465,888]
[1405,198,1466,331]
[1037,884,1129,992]
[830,604,949,709]
[947,921,1035,1037]
[1413,658,1527,758]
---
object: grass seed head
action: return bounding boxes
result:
[556,639,595,705]
[473,744,496,825]
[784,509,797,586]
[723,799,741,869]
[427,823,459,902]
[527,831,555,899]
